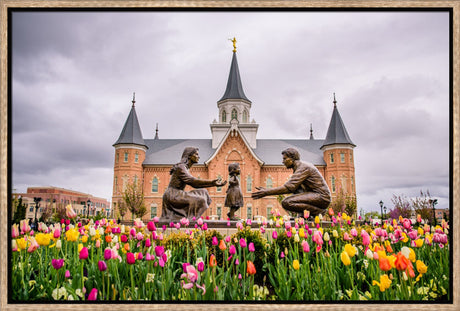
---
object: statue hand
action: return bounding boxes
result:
[215,179,227,187]
[251,188,266,200]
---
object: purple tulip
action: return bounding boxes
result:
[98,260,107,272]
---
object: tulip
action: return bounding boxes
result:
[344,244,357,257]
[350,228,358,237]
[292,259,300,270]
[301,240,310,253]
[246,260,256,275]
[98,260,107,272]
[272,230,278,240]
[340,251,351,266]
[416,260,428,274]
[212,236,218,246]
[65,270,71,278]
[12,224,19,238]
[20,219,30,234]
[378,256,392,271]
[229,244,236,255]
[52,258,64,270]
[126,252,136,264]
[209,254,217,267]
[235,258,239,265]
[79,247,89,260]
[65,204,77,219]
[239,238,247,248]
[197,261,205,272]
[104,248,112,261]
[147,221,156,232]
[248,242,255,252]
[218,239,226,250]
[372,274,392,292]
[155,246,165,257]
[88,288,98,301]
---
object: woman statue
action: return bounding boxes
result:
[161,147,227,220]
[224,163,244,220]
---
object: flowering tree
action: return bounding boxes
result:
[122,181,146,221]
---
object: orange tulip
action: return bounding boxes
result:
[105,235,112,243]
[210,254,217,267]
[394,252,409,271]
[124,243,130,251]
[247,260,256,275]
[218,239,226,251]
[379,256,392,271]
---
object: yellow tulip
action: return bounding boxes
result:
[314,216,320,224]
[372,274,392,292]
[341,251,351,266]
[409,248,416,262]
[344,244,357,258]
[78,243,83,253]
[416,260,428,274]
[81,235,88,243]
[299,228,305,238]
[65,228,80,242]
[415,239,424,248]
[35,233,51,246]
[17,238,28,250]
[292,259,300,270]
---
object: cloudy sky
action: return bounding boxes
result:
[11,10,451,213]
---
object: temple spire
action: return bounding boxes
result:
[132,92,136,107]
[321,94,355,149]
[113,95,147,148]
[229,37,237,53]
[154,123,159,139]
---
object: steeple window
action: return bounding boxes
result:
[231,109,238,121]
[330,153,334,164]
[340,152,345,163]
[222,110,227,123]
[243,110,248,123]
[124,152,129,162]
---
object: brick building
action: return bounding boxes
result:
[17,186,111,222]
[112,49,357,221]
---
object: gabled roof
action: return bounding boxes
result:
[142,137,326,166]
[218,52,251,103]
[321,98,355,149]
[204,126,264,166]
[113,103,147,148]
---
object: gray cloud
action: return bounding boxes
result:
[11,11,451,213]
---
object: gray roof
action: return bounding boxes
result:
[113,105,147,148]
[321,104,355,148]
[143,138,326,166]
[218,52,251,103]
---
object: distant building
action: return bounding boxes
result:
[112,47,357,221]
[16,186,111,221]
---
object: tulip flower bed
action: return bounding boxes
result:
[10,210,450,302]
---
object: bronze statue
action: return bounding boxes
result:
[224,163,244,220]
[162,147,227,220]
[252,147,331,218]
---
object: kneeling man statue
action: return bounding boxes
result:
[252,147,331,218]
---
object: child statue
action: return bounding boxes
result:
[225,163,244,220]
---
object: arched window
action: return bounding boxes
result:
[247,205,252,220]
[135,153,139,163]
[152,177,158,192]
[151,204,157,218]
[331,176,336,193]
[242,110,248,123]
[124,152,129,162]
[217,205,222,219]
[266,177,273,189]
[222,110,227,123]
[231,109,238,120]
[246,176,252,192]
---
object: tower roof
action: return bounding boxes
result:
[113,95,147,148]
[321,95,355,149]
[218,52,251,103]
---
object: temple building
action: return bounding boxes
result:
[112,47,356,221]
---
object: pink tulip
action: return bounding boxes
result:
[104,248,112,260]
[136,232,144,241]
[248,242,255,252]
[235,258,239,265]
[153,216,160,223]
[129,228,136,237]
[95,240,101,248]
[197,261,204,272]
[145,238,151,248]
[155,246,165,257]
[88,288,98,301]
[126,252,135,264]
[27,237,39,253]
[212,236,218,245]
[302,240,310,253]
[361,229,370,246]
[202,223,208,231]
[79,247,89,260]
[53,228,61,239]
[197,218,203,226]
[272,231,278,239]
[312,231,323,245]
[20,219,30,234]
[65,205,77,219]
[12,224,19,238]
[65,270,71,278]
[147,221,156,232]
[120,235,128,243]
[229,244,236,255]
[350,228,358,237]
[239,238,247,248]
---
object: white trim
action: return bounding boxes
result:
[320,144,355,151]
[114,144,148,152]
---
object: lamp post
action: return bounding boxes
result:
[383,206,387,222]
[429,198,438,226]
[379,200,384,224]
[33,197,42,228]
[87,199,91,218]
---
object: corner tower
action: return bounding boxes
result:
[112,94,148,213]
[320,94,356,199]
[210,38,259,148]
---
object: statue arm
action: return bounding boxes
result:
[251,185,290,199]
[178,165,226,188]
